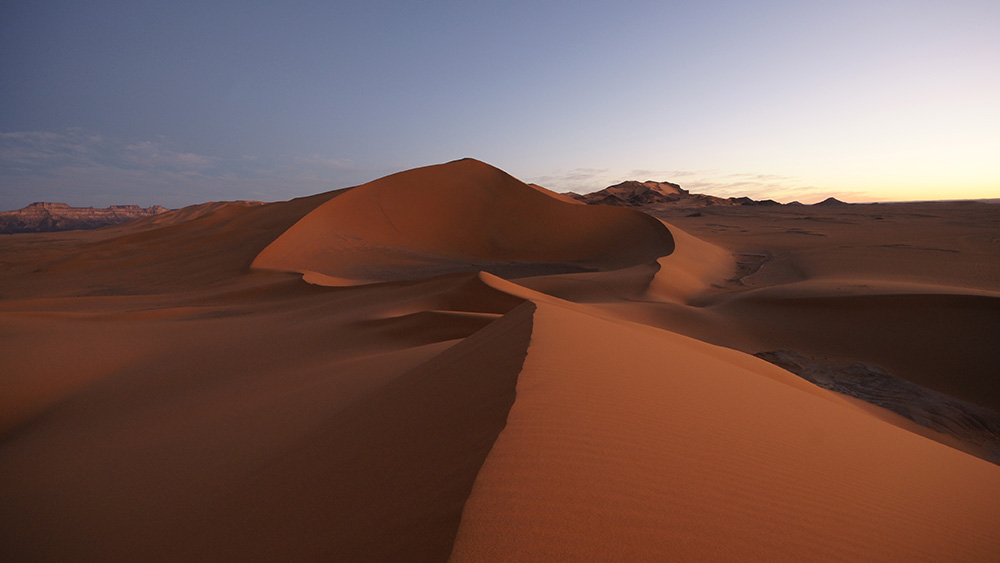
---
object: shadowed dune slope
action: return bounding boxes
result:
[0,191,342,298]
[252,159,675,284]
[711,282,1000,410]
[0,272,533,562]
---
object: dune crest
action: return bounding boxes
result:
[252,159,675,284]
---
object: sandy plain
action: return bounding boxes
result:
[1,158,998,561]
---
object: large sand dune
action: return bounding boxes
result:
[1,159,998,561]
[252,159,675,283]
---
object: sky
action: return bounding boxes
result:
[2,0,998,210]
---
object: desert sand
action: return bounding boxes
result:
[1,158,998,561]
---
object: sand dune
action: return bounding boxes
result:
[0,192,338,299]
[0,271,531,561]
[252,158,675,284]
[2,160,998,561]
[452,298,1000,561]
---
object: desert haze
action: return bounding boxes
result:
[1,158,998,561]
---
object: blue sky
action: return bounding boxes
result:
[2,0,998,210]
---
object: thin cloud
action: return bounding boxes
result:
[291,155,353,169]
[722,172,798,183]
[682,178,871,204]
[528,168,610,193]
[1,132,877,209]
[0,129,364,210]
[288,155,357,181]
[625,169,718,181]
[0,129,107,173]
[122,141,215,172]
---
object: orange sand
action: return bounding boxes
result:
[1,158,998,561]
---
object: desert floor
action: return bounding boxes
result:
[2,159,998,561]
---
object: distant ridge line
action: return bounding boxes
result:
[0,202,170,234]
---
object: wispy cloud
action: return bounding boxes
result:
[681,175,872,204]
[0,129,364,210]
[624,169,719,182]
[0,130,877,209]
[121,141,215,173]
[0,129,109,173]
[1,130,223,179]
[527,168,610,193]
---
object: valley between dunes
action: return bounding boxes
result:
[1,159,998,561]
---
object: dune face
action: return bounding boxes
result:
[0,270,533,562]
[450,299,1000,561]
[252,159,675,284]
[2,160,999,561]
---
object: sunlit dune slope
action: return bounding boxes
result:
[252,158,675,284]
[451,284,1000,561]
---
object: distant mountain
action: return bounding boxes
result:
[567,180,688,207]
[729,196,782,207]
[567,180,781,208]
[814,197,848,206]
[0,202,169,234]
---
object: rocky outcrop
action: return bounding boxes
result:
[730,196,781,206]
[0,202,169,234]
[567,180,688,207]
[568,180,783,208]
[814,197,848,206]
